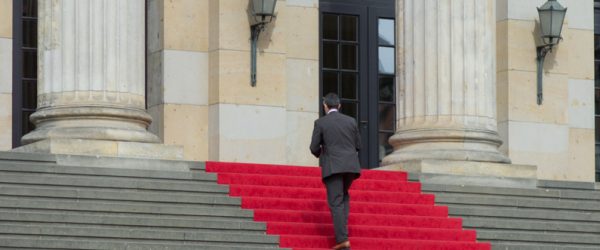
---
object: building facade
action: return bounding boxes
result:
[0,0,597,182]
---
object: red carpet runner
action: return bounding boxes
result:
[205,162,491,250]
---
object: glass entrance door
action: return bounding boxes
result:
[320,1,395,168]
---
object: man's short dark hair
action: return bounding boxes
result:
[323,93,340,109]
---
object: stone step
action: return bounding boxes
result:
[0,235,284,250]
[0,151,206,171]
[422,184,600,201]
[0,223,280,246]
[0,161,217,181]
[0,197,253,219]
[0,207,253,223]
[537,180,598,191]
[491,242,600,250]
[0,184,239,206]
[446,204,600,223]
[0,160,211,181]
[461,216,600,234]
[0,210,265,232]
[433,193,600,212]
[475,229,600,246]
[424,182,600,249]
[0,172,229,194]
[0,151,56,163]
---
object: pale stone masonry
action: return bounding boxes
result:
[0,0,12,151]
[146,0,210,161]
[496,0,596,181]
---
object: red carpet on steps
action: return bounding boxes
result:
[205,161,491,250]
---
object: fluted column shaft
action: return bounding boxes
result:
[22,0,158,144]
[383,0,510,164]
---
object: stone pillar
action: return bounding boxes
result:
[16,0,182,159]
[383,0,511,166]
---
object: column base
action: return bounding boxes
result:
[379,159,536,179]
[13,139,184,160]
[377,159,538,188]
[383,128,512,164]
[21,106,160,145]
[382,148,512,165]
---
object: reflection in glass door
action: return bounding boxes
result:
[376,18,396,163]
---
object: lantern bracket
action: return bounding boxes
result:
[536,43,554,105]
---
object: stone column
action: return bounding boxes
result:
[383,0,511,166]
[16,0,182,159]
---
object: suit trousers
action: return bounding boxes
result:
[323,173,357,244]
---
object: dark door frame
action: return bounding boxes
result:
[319,0,395,168]
[367,6,395,168]
[12,0,23,148]
[320,2,369,168]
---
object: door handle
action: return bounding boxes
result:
[360,120,368,125]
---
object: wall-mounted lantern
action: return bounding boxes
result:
[250,0,277,87]
[536,0,567,105]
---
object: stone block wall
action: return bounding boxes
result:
[207,0,319,166]
[496,0,596,181]
[146,0,210,161]
[147,0,319,165]
[0,0,12,151]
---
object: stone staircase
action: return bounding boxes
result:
[0,152,284,249]
[0,151,599,249]
[421,181,600,250]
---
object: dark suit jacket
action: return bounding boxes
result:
[310,111,361,179]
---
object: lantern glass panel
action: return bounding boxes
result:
[253,0,276,16]
[551,10,566,38]
[265,0,276,15]
[539,9,552,38]
[252,0,262,15]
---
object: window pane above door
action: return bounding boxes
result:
[378,104,395,131]
[341,72,358,100]
[341,15,358,42]
[323,71,339,95]
[22,80,37,110]
[323,14,338,40]
[341,101,358,120]
[323,42,338,69]
[379,76,394,102]
[596,88,600,115]
[22,50,37,78]
[378,18,394,46]
[596,60,600,87]
[23,19,37,48]
[378,132,394,162]
[341,44,358,70]
[378,47,394,74]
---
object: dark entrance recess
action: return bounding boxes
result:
[594,0,600,181]
[12,0,38,148]
[320,0,396,168]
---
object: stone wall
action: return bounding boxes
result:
[207,0,318,165]
[0,0,12,151]
[146,0,210,161]
[496,0,595,181]
[147,0,319,165]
